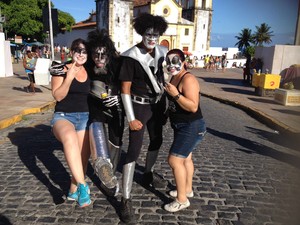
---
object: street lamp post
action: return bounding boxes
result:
[48,0,55,60]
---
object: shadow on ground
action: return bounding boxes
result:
[7,124,70,205]
[12,87,43,93]
[207,127,300,169]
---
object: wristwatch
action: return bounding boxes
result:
[174,93,181,100]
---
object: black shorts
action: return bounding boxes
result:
[27,73,35,83]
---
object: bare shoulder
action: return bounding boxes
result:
[182,72,198,84]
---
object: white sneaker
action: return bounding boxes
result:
[164,199,190,212]
[169,190,194,198]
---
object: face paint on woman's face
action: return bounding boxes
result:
[142,28,160,50]
[72,44,87,64]
[166,54,183,75]
[92,47,108,68]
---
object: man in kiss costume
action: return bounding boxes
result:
[86,29,124,195]
[119,13,168,223]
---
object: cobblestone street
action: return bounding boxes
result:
[0,96,299,225]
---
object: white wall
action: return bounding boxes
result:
[255,45,300,74]
[54,29,94,48]
[192,47,241,59]
[0,32,13,77]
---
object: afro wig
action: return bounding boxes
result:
[133,13,168,36]
[86,29,118,61]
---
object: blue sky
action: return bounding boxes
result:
[51,0,299,47]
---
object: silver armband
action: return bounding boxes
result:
[121,94,135,122]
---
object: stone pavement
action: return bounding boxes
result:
[1,62,300,136]
[0,95,299,225]
[0,62,300,225]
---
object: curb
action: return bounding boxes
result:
[201,92,299,136]
[0,101,56,130]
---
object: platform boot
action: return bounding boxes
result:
[120,162,136,223]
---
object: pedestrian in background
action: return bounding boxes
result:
[163,49,206,212]
[49,38,91,208]
[221,54,227,73]
[23,50,36,93]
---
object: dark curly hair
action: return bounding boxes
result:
[133,13,168,36]
[70,38,86,51]
[86,29,118,61]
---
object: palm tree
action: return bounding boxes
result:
[235,28,255,51]
[254,23,274,46]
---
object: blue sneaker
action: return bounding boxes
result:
[77,183,91,208]
[67,190,78,201]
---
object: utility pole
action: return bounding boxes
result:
[0,7,3,33]
[295,1,300,45]
[48,0,55,60]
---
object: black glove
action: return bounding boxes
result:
[49,61,68,76]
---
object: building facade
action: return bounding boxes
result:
[55,0,213,54]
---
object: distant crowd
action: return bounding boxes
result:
[12,43,72,63]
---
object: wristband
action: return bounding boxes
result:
[121,94,135,122]
[174,93,181,101]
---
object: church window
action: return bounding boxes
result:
[185,28,189,35]
[163,6,170,16]
[203,24,205,29]
[202,0,206,9]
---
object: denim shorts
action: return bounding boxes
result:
[170,118,206,158]
[51,112,90,131]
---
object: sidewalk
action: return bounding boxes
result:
[1,63,300,136]
[0,62,55,129]
[194,67,300,135]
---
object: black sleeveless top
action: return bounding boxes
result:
[55,77,91,113]
[167,73,203,123]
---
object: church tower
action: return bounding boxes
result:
[95,0,134,53]
[95,0,213,53]
[180,0,213,51]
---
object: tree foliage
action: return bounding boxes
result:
[1,0,75,42]
[253,23,273,47]
[235,23,274,57]
[234,28,255,51]
[245,46,255,57]
[58,10,75,32]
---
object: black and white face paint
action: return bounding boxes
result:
[166,54,183,76]
[92,47,108,69]
[142,28,160,50]
[72,44,87,65]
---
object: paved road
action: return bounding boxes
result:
[0,96,299,225]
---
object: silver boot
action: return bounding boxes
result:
[120,162,136,223]
[90,122,117,189]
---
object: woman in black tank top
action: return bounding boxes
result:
[163,49,206,212]
[50,38,91,208]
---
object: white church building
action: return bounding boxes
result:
[54,0,223,54]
